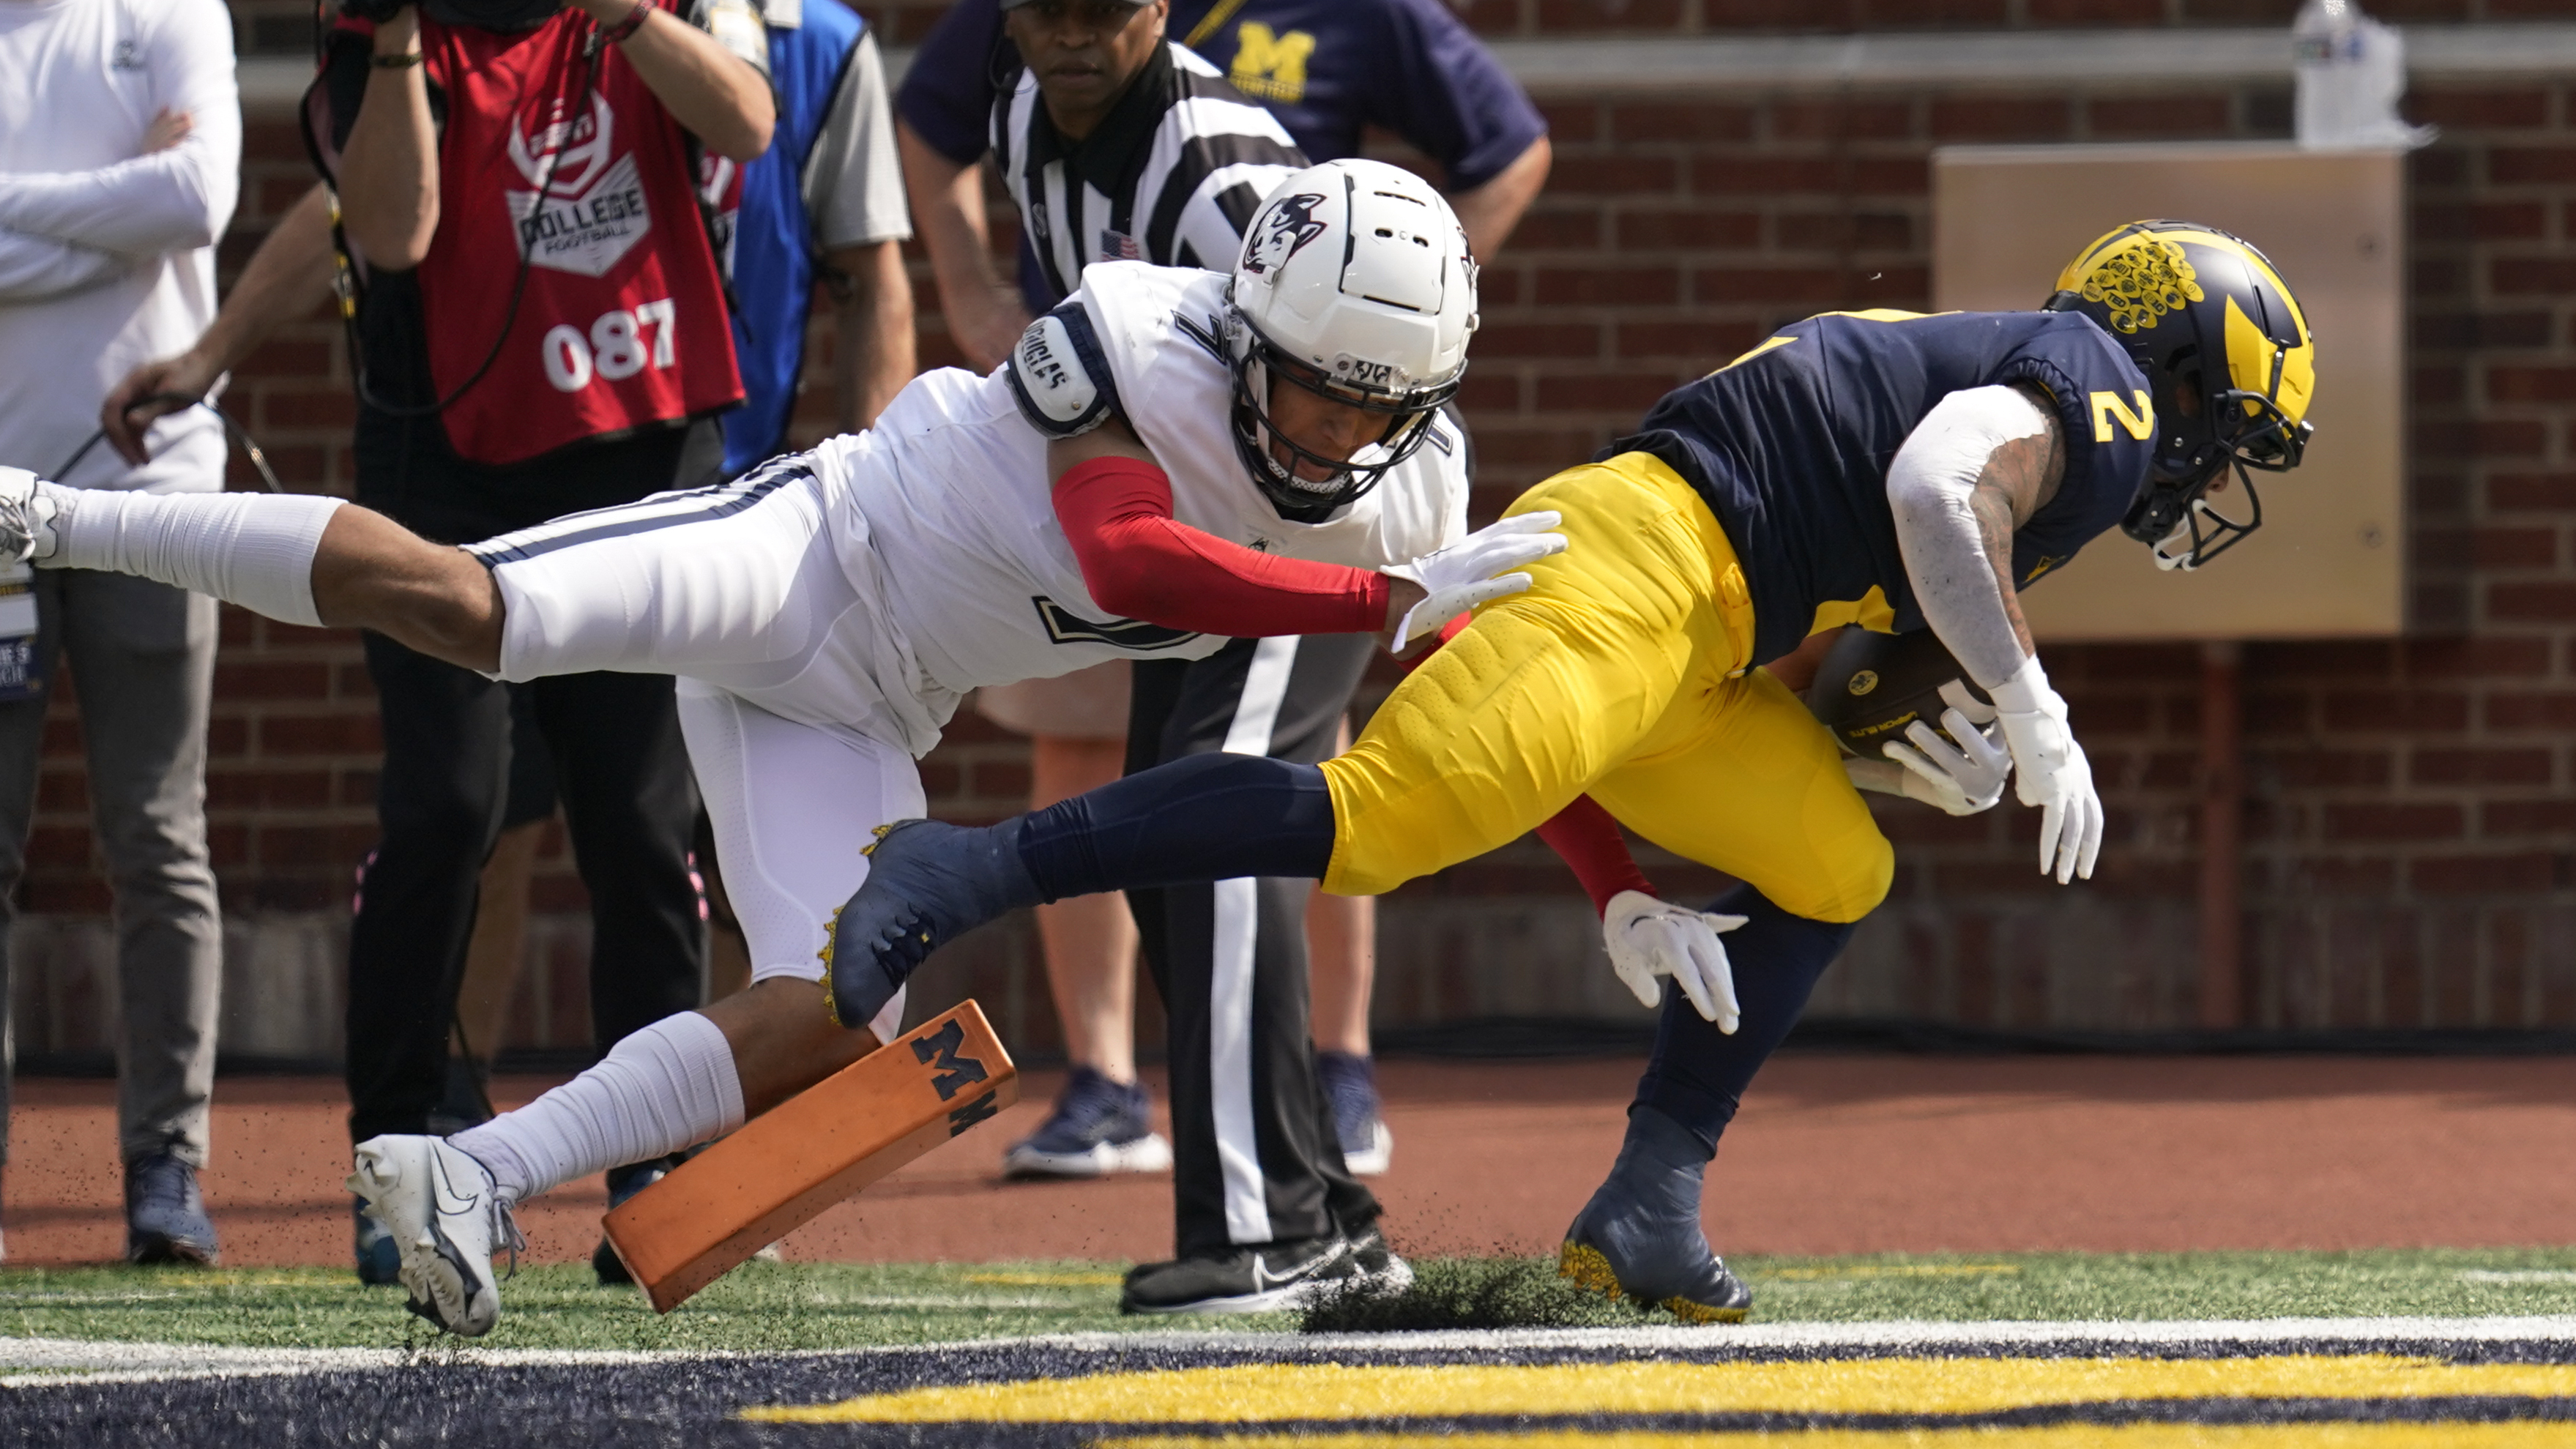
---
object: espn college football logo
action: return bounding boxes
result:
[506,93,653,278]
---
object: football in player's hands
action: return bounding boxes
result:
[1806,627,1996,760]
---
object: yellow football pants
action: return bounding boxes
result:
[1319,451,1893,924]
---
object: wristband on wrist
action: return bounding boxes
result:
[369,49,424,68]
[600,0,654,43]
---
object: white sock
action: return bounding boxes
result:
[449,1011,746,1204]
[48,486,343,628]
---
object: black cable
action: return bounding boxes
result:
[334,25,603,420]
[50,395,286,494]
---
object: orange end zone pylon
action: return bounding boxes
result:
[600,999,1018,1313]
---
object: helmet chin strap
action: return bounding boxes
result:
[2150,506,2211,571]
[2149,470,2264,571]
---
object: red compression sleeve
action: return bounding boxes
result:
[1536,795,1656,917]
[1052,455,1391,636]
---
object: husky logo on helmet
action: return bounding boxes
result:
[2047,219,2318,573]
[1241,193,1329,278]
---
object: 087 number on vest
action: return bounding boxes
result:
[543,299,678,392]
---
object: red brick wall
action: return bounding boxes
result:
[27,7,2576,1056]
[221,0,2576,53]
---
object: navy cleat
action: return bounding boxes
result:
[1317,1051,1393,1176]
[124,1152,220,1266]
[592,1158,674,1286]
[824,819,1043,1029]
[1556,1106,1752,1325]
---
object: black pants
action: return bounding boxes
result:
[1129,633,1380,1259]
[343,417,715,1144]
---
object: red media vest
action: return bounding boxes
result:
[391,8,742,465]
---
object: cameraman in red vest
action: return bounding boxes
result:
[309,0,772,1281]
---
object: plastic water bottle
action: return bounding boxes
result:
[0,560,42,701]
[2293,0,2436,149]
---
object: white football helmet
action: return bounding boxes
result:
[1224,158,1478,514]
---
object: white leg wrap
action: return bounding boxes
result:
[448,1011,746,1204]
[51,488,343,628]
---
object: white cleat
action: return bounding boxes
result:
[0,468,63,566]
[348,1135,521,1338]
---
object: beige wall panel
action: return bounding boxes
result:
[1933,142,2406,641]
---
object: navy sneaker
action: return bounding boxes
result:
[354,1194,402,1284]
[1120,1234,1355,1314]
[124,1152,219,1266]
[1316,1051,1393,1176]
[593,1158,674,1286]
[1002,1067,1171,1180]
[594,1155,778,1285]
[1556,1106,1752,1324]
[824,819,1042,1029]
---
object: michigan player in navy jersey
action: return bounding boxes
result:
[824,220,2319,1320]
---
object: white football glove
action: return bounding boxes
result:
[1385,511,1568,651]
[1878,685,2011,816]
[1988,656,2103,884]
[1603,889,1746,1033]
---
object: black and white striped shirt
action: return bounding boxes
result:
[991,40,1307,308]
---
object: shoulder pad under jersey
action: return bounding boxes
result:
[1004,302,1122,439]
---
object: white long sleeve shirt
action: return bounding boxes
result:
[0,0,237,492]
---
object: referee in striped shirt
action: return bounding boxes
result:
[953,0,1406,1314]
[991,0,1303,300]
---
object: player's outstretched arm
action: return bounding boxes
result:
[1886,384,2102,882]
[1528,794,1743,1034]
[1043,422,1563,648]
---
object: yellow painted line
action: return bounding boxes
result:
[1101,1427,2576,1449]
[740,1357,2576,1424]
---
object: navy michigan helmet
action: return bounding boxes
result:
[2044,220,2318,570]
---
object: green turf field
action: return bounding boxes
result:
[10,1247,2576,1352]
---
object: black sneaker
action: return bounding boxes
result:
[1120,1234,1356,1314]
[1002,1067,1172,1180]
[124,1152,219,1266]
[1316,1051,1392,1175]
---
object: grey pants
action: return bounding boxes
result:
[0,567,221,1167]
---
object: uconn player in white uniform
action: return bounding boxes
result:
[0,160,1563,1335]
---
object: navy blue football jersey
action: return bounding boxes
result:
[1607,309,2158,667]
